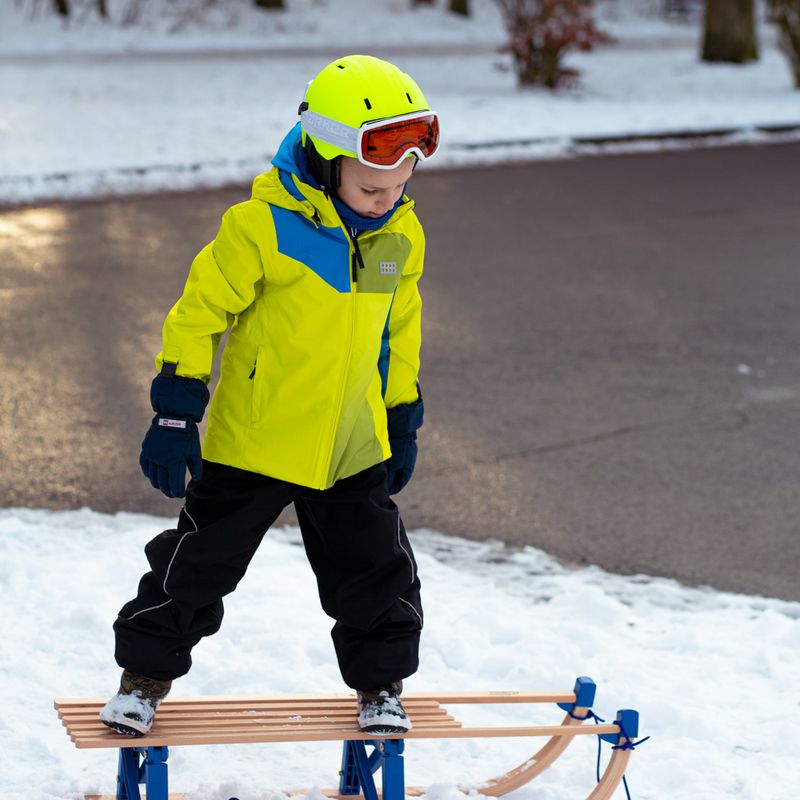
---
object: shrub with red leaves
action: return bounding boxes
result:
[496,0,613,89]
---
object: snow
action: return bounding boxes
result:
[1,0,799,204]
[97,688,161,735]
[1,506,799,800]
[356,691,411,733]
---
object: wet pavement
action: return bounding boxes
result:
[1,141,799,600]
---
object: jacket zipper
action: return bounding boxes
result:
[350,227,366,283]
[319,229,360,485]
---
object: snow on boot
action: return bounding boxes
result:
[356,681,412,735]
[99,670,172,736]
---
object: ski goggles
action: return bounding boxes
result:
[300,109,440,170]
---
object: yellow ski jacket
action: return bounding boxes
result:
[154,127,424,490]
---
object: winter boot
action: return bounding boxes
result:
[99,669,172,736]
[356,681,412,735]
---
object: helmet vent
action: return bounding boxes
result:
[337,64,345,69]
[406,92,413,103]
[364,98,372,110]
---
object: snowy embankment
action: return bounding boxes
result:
[1,507,798,800]
[1,0,799,204]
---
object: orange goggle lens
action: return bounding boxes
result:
[359,114,440,168]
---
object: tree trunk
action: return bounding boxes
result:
[774,8,800,88]
[702,0,758,62]
[254,0,285,9]
[97,0,108,17]
[449,0,470,14]
[52,0,70,16]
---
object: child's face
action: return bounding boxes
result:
[338,156,416,218]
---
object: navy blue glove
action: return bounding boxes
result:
[139,367,209,499]
[385,395,424,495]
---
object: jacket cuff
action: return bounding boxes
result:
[150,371,209,422]
[386,397,424,438]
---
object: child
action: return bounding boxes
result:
[99,54,438,738]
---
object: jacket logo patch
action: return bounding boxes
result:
[380,261,397,275]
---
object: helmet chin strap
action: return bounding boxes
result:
[303,137,341,194]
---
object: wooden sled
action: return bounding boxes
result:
[54,676,641,800]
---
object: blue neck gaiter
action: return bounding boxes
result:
[331,194,404,233]
[293,139,405,233]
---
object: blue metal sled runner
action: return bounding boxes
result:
[54,677,642,800]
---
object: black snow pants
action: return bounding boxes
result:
[113,459,423,689]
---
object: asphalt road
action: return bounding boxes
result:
[1,142,799,600]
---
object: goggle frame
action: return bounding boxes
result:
[300,108,440,170]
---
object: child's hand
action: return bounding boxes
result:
[139,369,209,498]
[385,397,424,495]
[139,417,203,498]
[386,433,418,495]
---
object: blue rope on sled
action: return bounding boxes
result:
[557,677,649,800]
[591,710,650,800]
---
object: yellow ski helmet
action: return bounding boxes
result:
[299,55,439,188]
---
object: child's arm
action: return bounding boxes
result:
[156,205,265,382]
[138,205,265,498]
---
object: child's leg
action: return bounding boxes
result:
[294,462,423,690]
[113,459,303,681]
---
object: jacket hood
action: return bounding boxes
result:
[271,122,308,178]
[249,124,336,225]
[251,124,414,230]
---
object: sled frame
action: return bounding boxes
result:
[55,677,641,800]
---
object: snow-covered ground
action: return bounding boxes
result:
[1,507,798,800]
[1,0,799,204]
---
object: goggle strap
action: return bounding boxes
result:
[300,110,359,154]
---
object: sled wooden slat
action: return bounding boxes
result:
[64,720,460,737]
[67,719,465,746]
[56,679,642,800]
[57,697,441,709]
[61,705,444,721]
[65,722,622,748]
[62,702,451,721]
[55,689,575,707]
[65,711,457,729]
[82,795,189,800]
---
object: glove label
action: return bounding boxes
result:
[158,418,188,430]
